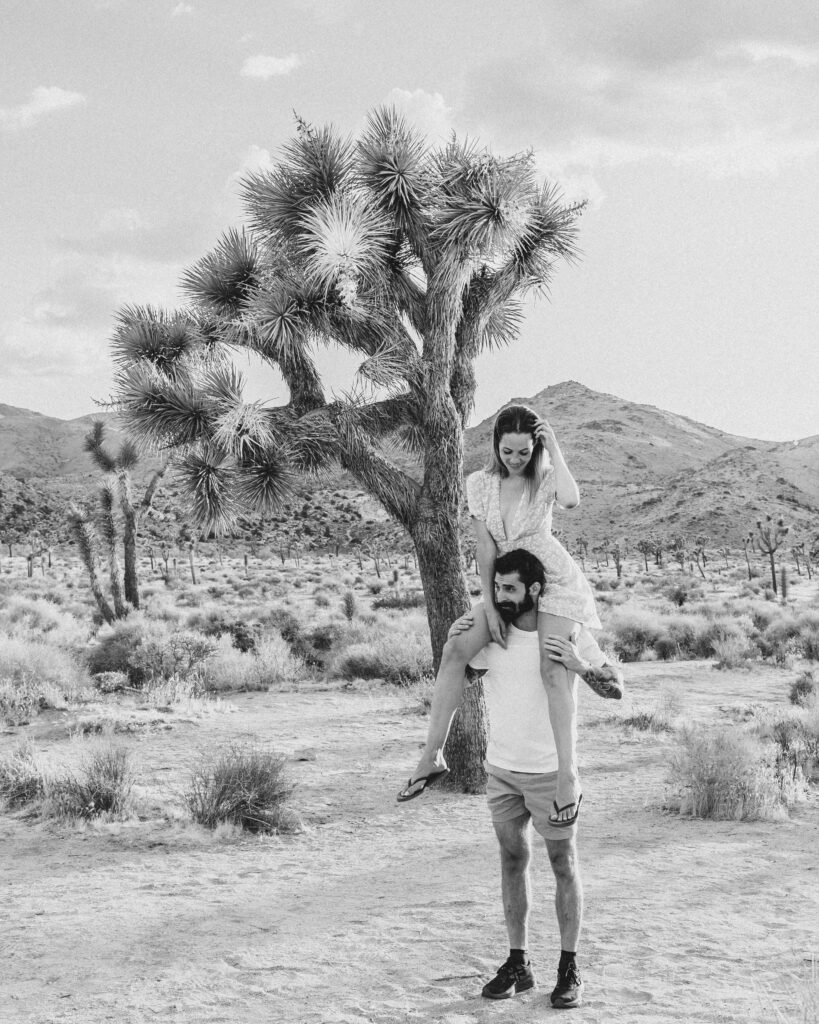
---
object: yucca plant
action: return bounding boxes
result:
[109,108,584,790]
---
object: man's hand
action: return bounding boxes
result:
[542,634,588,675]
[447,609,476,639]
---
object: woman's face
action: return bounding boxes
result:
[497,431,535,476]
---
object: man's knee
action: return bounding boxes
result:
[547,839,580,882]
[495,820,532,869]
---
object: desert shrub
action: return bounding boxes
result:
[0,637,90,725]
[201,634,305,692]
[712,632,753,670]
[330,632,432,686]
[261,609,319,665]
[797,614,819,661]
[368,582,384,595]
[313,593,331,608]
[45,746,134,820]
[93,671,130,693]
[229,621,261,654]
[608,608,665,661]
[372,590,426,610]
[754,705,819,783]
[128,630,217,685]
[665,726,801,820]
[87,615,155,681]
[0,596,82,642]
[623,687,681,732]
[184,743,299,833]
[0,744,45,807]
[790,671,817,707]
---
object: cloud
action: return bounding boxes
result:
[171,2,194,14]
[459,3,819,178]
[728,40,819,67]
[381,88,453,143]
[0,248,186,403]
[240,54,302,79]
[0,86,86,132]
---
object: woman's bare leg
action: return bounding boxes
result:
[400,604,492,797]
[538,612,581,822]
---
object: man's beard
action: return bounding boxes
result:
[496,590,535,624]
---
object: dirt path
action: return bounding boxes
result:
[2,664,818,1023]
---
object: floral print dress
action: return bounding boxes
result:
[466,468,601,629]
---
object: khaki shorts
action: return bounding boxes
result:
[486,763,579,842]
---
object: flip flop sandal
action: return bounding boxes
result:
[396,768,449,803]
[549,793,583,827]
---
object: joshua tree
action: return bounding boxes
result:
[608,541,623,579]
[754,515,789,594]
[670,534,688,572]
[742,533,755,580]
[636,537,654,572]
[82,421,170,610]
[691,537,708,580]
[109,109,583,790]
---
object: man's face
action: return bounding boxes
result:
[494,570,536,623]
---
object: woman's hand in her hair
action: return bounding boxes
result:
[534,418,558,455]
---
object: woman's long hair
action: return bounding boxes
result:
[486,404,551,501]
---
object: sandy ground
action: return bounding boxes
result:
[2,662,818,1024]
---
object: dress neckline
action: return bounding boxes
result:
[496,474,527,541]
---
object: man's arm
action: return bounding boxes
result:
[542,636,624,700]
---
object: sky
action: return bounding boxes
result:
[1,0,818,442]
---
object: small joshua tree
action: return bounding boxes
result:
[636,538,654,572]
[753,515,789,595]
[609,541,623,579]
[81,421,170,610]
[670,534,688,573]
[692,536,709,580]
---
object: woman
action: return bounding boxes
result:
[398,405,600,824]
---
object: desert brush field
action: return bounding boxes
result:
[1,549,818,1024]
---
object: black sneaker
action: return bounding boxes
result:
[481,956,536,999]
[550,960,583,1008]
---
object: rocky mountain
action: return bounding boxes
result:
[1,383,816,550]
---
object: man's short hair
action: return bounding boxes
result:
[494,549,546,592]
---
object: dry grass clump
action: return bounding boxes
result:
[0,744,45,808]
[790,671,817,707]
[0,636,91,725]
[44,745,134,820]
[665,726,804,821]
[753,704,819,784]
[372,590,426,611]
[201,634,306,692]
[0,595,85,644]
[623,686,682,733]
[184,743,299,833]
[330,631,433,687]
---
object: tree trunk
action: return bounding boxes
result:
[768,553,777,593]
[414,513,487,795]
[121,504,140,609]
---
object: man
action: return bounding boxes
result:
[398,548,624,1009]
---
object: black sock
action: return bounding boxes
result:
[510,948,528,965]
[559,949,576,971]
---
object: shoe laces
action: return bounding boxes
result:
[498,957,528,981]
[558,961,581,987]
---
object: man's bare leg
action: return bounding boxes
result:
[495,815,533,948]
[545,836,583,950]
[545,835,584,1007]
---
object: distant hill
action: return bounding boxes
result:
[1,383,816,550]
